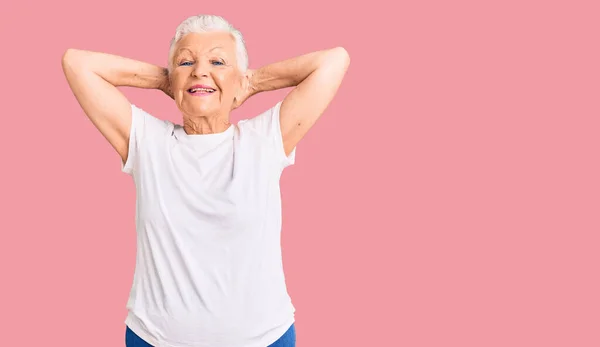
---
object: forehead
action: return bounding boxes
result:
[174,32,237,56]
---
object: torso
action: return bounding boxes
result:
[122,103,296,347]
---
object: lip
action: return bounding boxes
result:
[187,84,217,96]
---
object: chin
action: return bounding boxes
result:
[191,103,222,115]
[178,97,213,112]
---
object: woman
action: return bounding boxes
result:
[62,14,349,347]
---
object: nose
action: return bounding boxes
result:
[191,60,210,78]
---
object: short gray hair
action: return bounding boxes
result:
[168,15,249,73]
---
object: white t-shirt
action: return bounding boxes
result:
[121,101,296,347]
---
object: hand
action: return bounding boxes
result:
[233,69,256,109]
[159,69,174,99]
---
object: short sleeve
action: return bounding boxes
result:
[121,104,170,175]
[240,101,296,169]
[121,104,144,175]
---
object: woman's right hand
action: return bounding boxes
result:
[159,72,174,99]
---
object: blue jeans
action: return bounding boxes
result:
[125,323,296,347]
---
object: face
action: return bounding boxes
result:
[169,32,243,118]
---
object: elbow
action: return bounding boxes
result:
[61,48,77,71]
[333,46,350,60]
[329,46,351,69]
[61,48,86,71]
[62,48,76,64]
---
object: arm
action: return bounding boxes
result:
[249,47,350,156]
[61,49,171,163]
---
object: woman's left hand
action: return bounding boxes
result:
[233,69,256,109]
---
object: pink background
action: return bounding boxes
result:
[1,0,599,346]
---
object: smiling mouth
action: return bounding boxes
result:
[187,87,216,94]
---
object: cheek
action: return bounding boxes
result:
[215,74,240,97]
[170,75,188,98]
[169,77,187,105]
[171,74,185,90]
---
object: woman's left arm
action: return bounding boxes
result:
[249,47,350,156]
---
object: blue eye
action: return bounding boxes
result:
[180,61,193,66]
[212,60,224,66]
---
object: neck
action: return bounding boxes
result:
[182,114,231,135]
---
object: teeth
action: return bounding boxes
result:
[190,88,214,93]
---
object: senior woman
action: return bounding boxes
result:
[62,14,349,347]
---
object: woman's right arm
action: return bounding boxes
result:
[61,48,170,163]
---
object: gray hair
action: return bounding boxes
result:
[167,15,249,74]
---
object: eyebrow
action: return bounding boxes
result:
[175,48,193,57]
[177,46,224,55]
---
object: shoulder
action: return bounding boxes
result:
[122,103,175,175]
[237,101,283,137]
[130,104,174,134]
[128,103,177,146]
[237,101,296,168]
